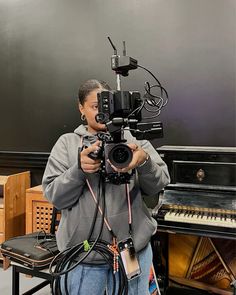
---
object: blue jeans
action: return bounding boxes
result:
[60,243,152,295]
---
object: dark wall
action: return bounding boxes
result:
[0,0,235,152]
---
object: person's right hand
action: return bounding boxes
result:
[80,141,102,173]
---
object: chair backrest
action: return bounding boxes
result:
[49,207,60,234]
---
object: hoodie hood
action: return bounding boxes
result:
[74,124,98,147]
[74,124,112,141]
[74,124,91,137]
[74,124,112,148]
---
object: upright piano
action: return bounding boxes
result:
[152,146,236,295]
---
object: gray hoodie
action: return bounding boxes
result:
[42,125,170,258]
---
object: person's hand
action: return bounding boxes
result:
[108,143,149,173]
[80,141,102,173]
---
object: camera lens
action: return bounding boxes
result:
[108,144,133,168]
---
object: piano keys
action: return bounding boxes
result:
[153,188,236,239]
[162,206,236,228]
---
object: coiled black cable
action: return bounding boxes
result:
[48,175,128,295]
[127,64,169,121]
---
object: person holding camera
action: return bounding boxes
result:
[42,79,170,295]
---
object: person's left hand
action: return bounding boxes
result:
[108,143,148,173]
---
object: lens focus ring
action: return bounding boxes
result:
[108,144,133,168]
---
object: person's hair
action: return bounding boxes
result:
[78,79,111,105]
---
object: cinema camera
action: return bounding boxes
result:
[88,37,168,184]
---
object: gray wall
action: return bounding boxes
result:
[0,0,235,151]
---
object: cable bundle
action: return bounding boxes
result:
[49,239,128,295]
[48,176,129,295]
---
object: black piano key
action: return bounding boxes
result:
[231,214,236,221]
[174,210,180,216]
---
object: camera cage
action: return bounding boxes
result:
[89,37,168,184]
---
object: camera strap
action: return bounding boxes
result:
[86,179,133,238]
[125,183,133,236]
[86,179,113,233]
[86,176,135,275]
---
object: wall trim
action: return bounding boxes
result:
[0,151,49,169]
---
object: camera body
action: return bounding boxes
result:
[88,88,163,184]
[87,137,134,185]
[91,90,142,182]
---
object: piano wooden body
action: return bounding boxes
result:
[152,146,236,295]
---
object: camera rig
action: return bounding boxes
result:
[90,37,168,184]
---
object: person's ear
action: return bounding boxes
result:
[79,103,84,114]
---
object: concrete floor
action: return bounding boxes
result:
[0,264,51,295]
